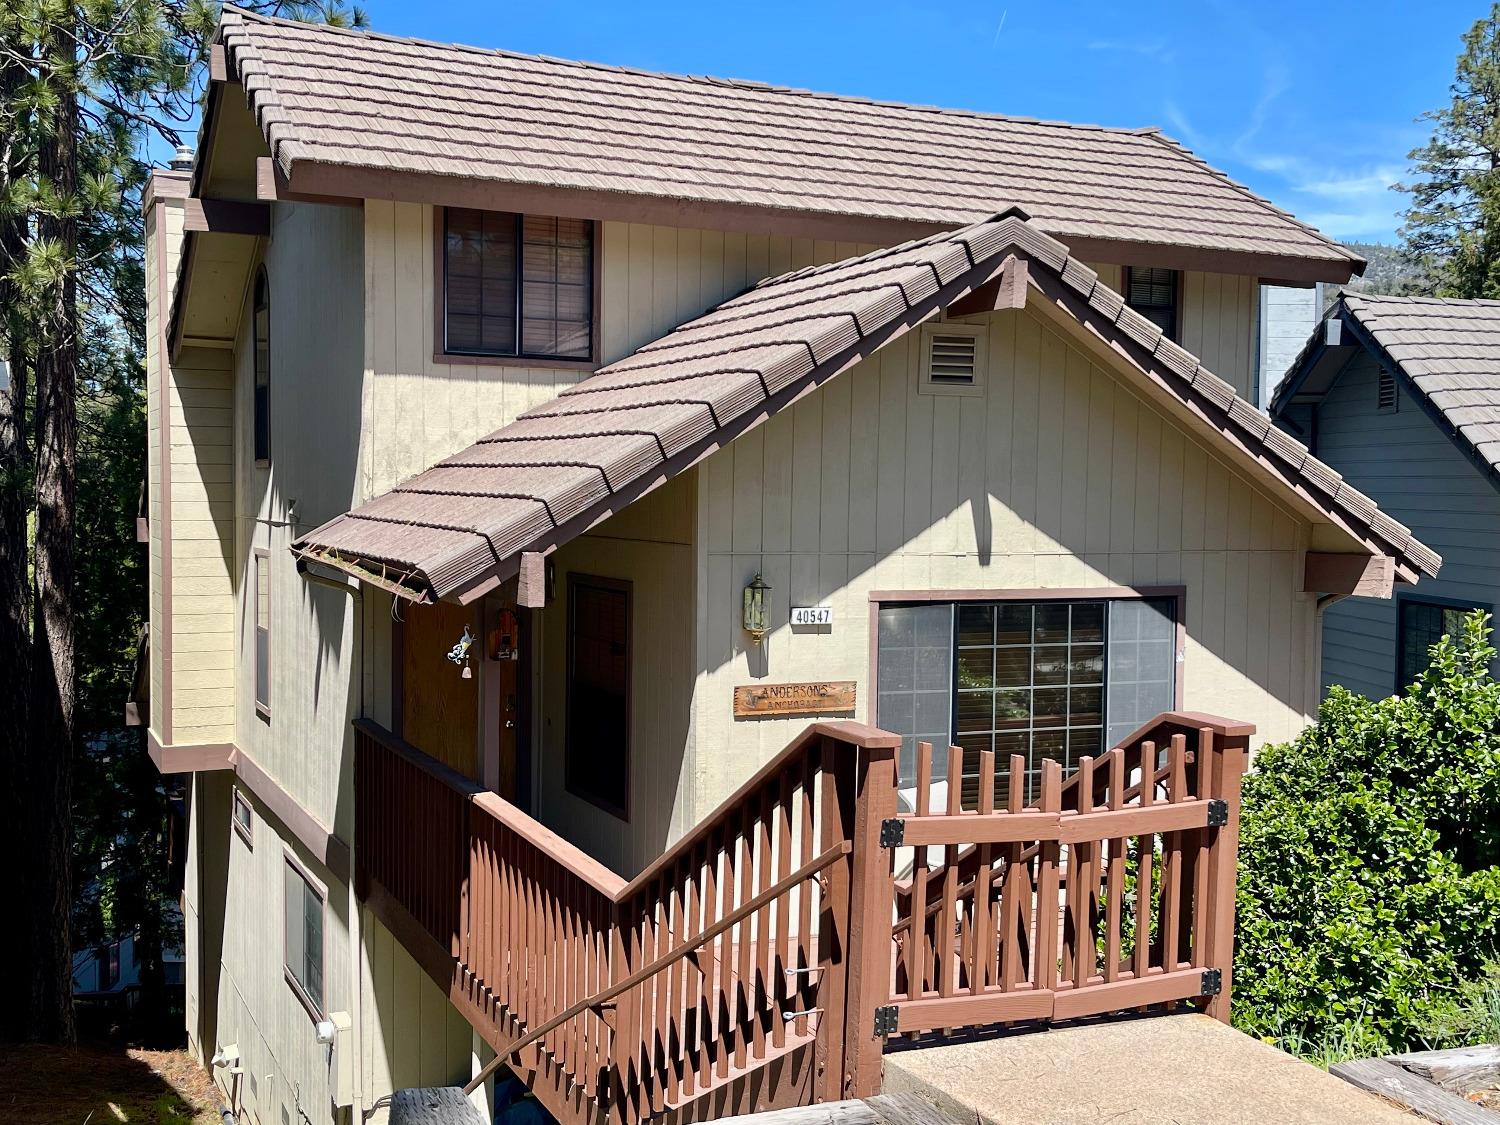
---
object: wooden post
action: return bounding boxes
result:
[840,738,897,1100]
[1202,731,1250,1023]
[814,737,851,1103]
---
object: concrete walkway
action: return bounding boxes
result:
[883,1013,1414,1124]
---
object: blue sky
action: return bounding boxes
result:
[347,0,1485,245]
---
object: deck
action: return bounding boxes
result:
[356,713,1254,1125]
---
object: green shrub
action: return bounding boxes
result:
[1233,611,1500,1057]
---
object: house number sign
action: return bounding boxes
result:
[790,605,833,626]
[733,680,856,718]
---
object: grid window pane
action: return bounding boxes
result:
[255,556,270,711]
[878,597,1178,808]
[1399,600,1482,687]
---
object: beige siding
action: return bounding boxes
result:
[1182,271,1260,401]
[537,471,697,876]
[359,911,482,1122]
[234,201,365,835]
[686,304,1316,820]
[360,202,874,498]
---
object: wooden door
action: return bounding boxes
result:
[401,600,480,781]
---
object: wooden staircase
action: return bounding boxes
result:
[355,712,1251,1125]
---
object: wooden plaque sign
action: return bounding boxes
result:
[733,680,856,718]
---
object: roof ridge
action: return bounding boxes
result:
[1347,291,1500,307]
[217,5,1169,139]
[1144,130,1362,265]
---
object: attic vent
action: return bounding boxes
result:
[919,324,986,396]
[928,333,978,383]
[1377,369,1398,413]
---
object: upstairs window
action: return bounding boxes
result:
[254,550,270,718]
[1124,267,1180,341]
[443,209,594,361]
[253,269,270,462]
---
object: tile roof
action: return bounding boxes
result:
[293,212,1437,603]
[216,6,1359,276]
[1274,292,1500,482]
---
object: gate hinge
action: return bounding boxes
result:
[873,1004,900,1037]
[1206,799,1229,827]
[1200,968,1223,996]
[879,818,905,848]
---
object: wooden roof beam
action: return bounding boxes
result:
[1304,551,1395,598]
[946,254,1029,317]
[182,197,269,236]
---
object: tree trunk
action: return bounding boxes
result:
[0,34,33,1045]
[29,22,78,1045]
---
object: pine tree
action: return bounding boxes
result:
[1399,4,1500,297]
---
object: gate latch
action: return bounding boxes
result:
[879,818,906,848]
[1206,799,1229,827]
[1200,968,1223,996]
[873,1004,900,1037]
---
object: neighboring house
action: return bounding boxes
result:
[144,9,1439,1125]
[1271,293,1500,698]
[1258,283,1325,407]
[72,928,186,997]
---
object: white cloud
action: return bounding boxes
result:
[1086,38,1177,64]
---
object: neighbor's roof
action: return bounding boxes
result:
[293,212,1437,604]
[1271,292,1500,484]
[215,6,1360,281]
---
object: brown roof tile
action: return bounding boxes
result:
[294,213,1436,602]
[216,6,1358,275]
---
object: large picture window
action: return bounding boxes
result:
[1398,597,1484,688]
[443,208,594,360]
[566,575,630,818]
[877,594,1178,805]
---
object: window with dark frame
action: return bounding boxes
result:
[443,208,594,360]
[1124,267,1180,341]
[283,858,324,1015]
[255,552,270,716]
[1398,598,1482,688]
[232,788,254,847]
[877,596,1177,808]
[253,269,270,461]
[565,576,630,817]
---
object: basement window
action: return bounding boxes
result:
[1124,266,1180,341]
[283,855,325,1019]
[918,322,986,396]
[1377,369,1399,413]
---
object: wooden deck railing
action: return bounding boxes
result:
[354,711,1249,1125]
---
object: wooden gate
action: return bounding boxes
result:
[879,714,1249,1045]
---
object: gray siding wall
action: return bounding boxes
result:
[1315,351,1500,698]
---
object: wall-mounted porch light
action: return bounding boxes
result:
[742,574,771,645]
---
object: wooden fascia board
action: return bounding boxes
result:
[182,196,270,236]
[1304,551,1395,598]
[282,157,1358,284]
[255,156,362,208]
[440,245,1017,605]
[1023,269,1409,570]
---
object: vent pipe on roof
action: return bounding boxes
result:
[168,144,194,171]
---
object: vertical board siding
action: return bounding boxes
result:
[1181,271,1259,403]
[1314,352,1500,698]
[538,472,697,877]
[690,304,1315,821]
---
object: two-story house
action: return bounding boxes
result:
[143,9,1439,1124]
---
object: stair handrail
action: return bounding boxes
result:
[461,840,853,1095]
